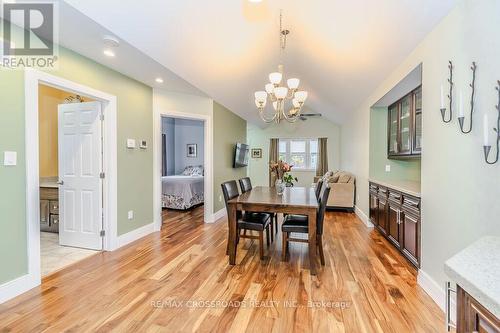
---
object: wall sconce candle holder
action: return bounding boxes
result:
[441,61,454,123]
[483,81,500,165]
[458,62,477,133]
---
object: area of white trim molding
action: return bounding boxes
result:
[153,110,214,229]
[117,222,157,248]
[417,269,455,320]
[206,208,226,223]
[21,69,119,304]
[355,206,373,228]
[0,273,39,304]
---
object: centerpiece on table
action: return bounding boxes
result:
[269,160,298,195]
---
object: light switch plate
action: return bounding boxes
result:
[385,165,391,172]
[126,139,136,149]
[128,210,134,220]
[3,151,17,166]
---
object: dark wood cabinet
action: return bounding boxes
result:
[387,86,422,159]
[388,202,401,248]
[457,286,500,333]
[369,181,421,268]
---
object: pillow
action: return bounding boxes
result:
[182,166,194,176]
[338,172,351,183]
[191,165,204,176]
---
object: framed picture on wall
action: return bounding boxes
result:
[187,144,197,157]
[251,148,262,158]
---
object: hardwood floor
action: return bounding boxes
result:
[0,207,444,332]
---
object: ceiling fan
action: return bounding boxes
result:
[299,113,322,121]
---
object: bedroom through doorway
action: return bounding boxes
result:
[161,116,205,224]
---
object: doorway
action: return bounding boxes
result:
[24,69,118,290]
[38,84,102,276]
[160,116,206,225]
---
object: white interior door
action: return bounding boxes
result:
[58,101,103,250]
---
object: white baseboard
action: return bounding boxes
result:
[0,273,40,304]
[206,208,226,223]
[116,222,156,249]
[355,206,373,228]
[417,269,454,321]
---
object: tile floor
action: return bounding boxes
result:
[40,232,100,277]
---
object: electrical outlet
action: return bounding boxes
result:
[219,195,222,202]
[128,210,134,220]
[385,165,391,172]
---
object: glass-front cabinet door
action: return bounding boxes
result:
[399,94,412,155]
[413,87,422,153]
[388,104,399,155]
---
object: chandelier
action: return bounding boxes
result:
[254,11,308,124]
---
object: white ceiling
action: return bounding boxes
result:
[62,0,458,124]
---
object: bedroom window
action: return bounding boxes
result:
[278,139,318,171]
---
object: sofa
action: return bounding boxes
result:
[314,171,356,211]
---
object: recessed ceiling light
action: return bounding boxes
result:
[103,49,115,57]
[248,0,263,2]
[155,77,164,84]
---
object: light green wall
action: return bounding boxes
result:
[247,117,341,188]
[369,107,421,182]
[0,36,153,284]
[0,70,27,284]
[341,0,500,294]
[213,102,247,212]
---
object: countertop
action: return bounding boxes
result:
[444,236,500,319]
[368,178,421,198]
[40,177,59,189]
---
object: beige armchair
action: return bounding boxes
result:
[314,171,356,211]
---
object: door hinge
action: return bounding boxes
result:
[100,172,105,179]
[100,113,104,121]
[100,230,105,237]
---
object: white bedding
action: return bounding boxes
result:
[161,175,204,210]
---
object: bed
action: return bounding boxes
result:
[161,166,204,210]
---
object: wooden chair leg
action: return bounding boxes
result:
[266,226,270,246]
[318,236,325,266]
[282,232,288,262]
[259,231,265,260]
[274,214,278,234]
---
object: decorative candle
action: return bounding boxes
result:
[458,91,464,117]
[483,114,490,146]
[440,85,445,109]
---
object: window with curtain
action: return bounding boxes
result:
[278,138,318,170]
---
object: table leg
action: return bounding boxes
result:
[228,202,237,265]
[308,208,317,275]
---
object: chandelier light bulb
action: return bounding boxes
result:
[265,83,274,94]
[269,72,283,85]
[287,78,300,90]
[255,91,267,103]
[294,91,308,103]
[274,87,288,100]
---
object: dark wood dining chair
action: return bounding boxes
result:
[315,179,324,201]
[222,180,272,260]
[281,185,331,265]
[238,177,278,241]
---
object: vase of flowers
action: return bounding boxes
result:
[269,160,297,195]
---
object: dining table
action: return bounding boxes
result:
[227,186,320,275]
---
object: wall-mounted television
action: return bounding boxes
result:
[233,143,249,168]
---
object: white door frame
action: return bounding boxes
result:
[24,69,118,288]
[153,110,213,229]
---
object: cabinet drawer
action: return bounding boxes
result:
[402,195,420,214]
[40,187,58,200]
[49,200,59,215]
[388,190,402,204]
[49,215,60,233]
[378,186,388,198]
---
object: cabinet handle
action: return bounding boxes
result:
[445,281,457,331]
